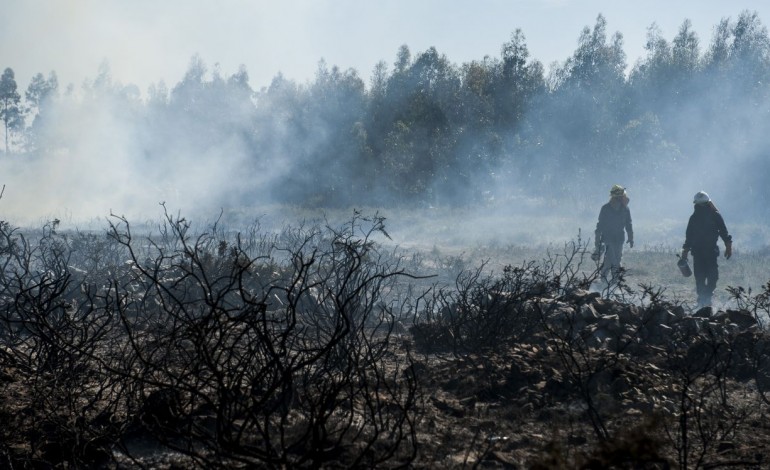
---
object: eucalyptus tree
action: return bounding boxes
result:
[170,54,207,114]
[251,62,368,208]
[539,15,630,194]
[163,56,257,174]
[364,45,411,158]
[412,47,464,203]
[394,44,411,74]
[663,19,702,113]
[459,58,495,128]
[251,73,311,203]
[698,12,770,132]
[454,30,547,202]
[25,71,58,116]
[494,29,545,131]
[458,57,498,166]
[489,30,547,187]
[671,20,701,82]
[24,71,58,152]
[225,65,255,124]
[717,10,769,93]
[364,49,409,175]
[556,14,626,91]
[629,24,672,107]
[699,11,770,116]
[291,61,368,206]
[701,11,770,217]
[0,67,23,154]
[629,12,770,218]
[365,61,390,160]
[166,55,209,149]
[628,19,702,151]
[377,46,463,203]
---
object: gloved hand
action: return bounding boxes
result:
[725,242,732,259]
[627,238,634,248]
[680,248,689,260]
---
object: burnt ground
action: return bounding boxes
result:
[2,290,770,469]
[407,344,770,469]
[404,289,770,469]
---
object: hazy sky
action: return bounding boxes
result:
[3,0,768,95]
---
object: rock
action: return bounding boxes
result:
[599,314,622,334]
[617,304,639,324]
[726,309,758,330]
[590,297,615,316]
[724,323,740,335]
[430,396,466,418]
[586,325,611,348]
[567,288,600,304]
[486,451,520,467]
[678,316,702,336]
[655,309,678,326]
[653,323,674,343]
[578,303,600,323]
[694,306,713,318]
[671,305,686,318]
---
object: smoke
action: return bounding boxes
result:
[2,60,763,252]
[1,94,147,225]
[0,77,255,227]
[3,7,770,257]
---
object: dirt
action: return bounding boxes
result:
[403,290,770,469]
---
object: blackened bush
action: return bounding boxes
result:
[412,261,545,354]
[0,211,425,468]
[104,210,422,468]
[411,237,598,354]
[0,219,128,468]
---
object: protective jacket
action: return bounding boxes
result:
[683,203,731,257]
[595,201,633,245]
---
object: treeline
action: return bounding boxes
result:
[2,12,770,213]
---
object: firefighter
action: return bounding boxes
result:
[680,191,732,309]
[593,184,634,282]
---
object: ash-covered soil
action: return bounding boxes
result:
[2,287,770,469]
[405,289,770,469]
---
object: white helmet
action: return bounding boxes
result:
[693,191,710,204]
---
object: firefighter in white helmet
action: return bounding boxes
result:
[680,191,733,309]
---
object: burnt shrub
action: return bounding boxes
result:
[411,236,599,354]
[103,210,422,468]
[0,219,128,467]
[0,211,425,468]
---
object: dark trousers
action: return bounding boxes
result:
[601,241,624,281]
[693,255,719,307]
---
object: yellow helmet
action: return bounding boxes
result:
[610,184,626,197]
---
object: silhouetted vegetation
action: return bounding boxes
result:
[0,212,769,467]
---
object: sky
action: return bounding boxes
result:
[2,0,768,95]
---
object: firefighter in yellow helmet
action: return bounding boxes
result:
[593,185,634,282]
